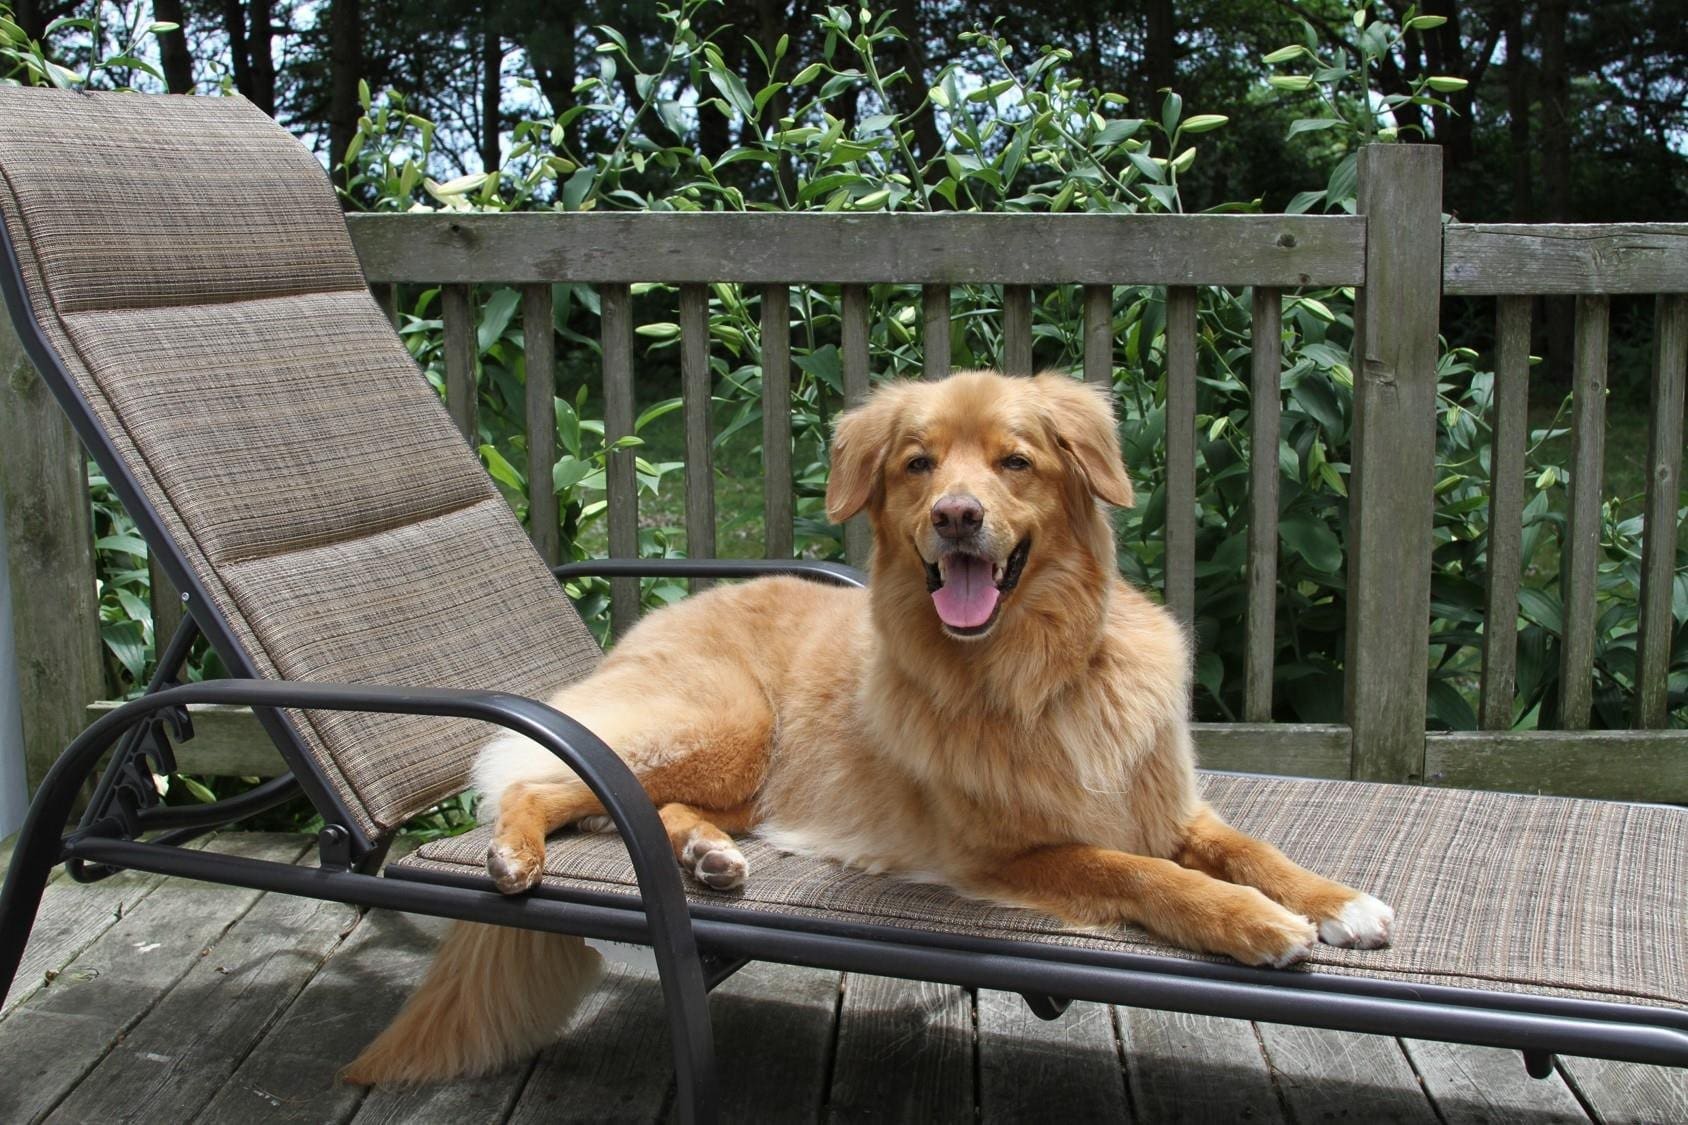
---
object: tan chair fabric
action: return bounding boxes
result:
[398,773,1688,1009]
[0,88,602,833]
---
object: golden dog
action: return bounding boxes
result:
[345,370,1393,1084]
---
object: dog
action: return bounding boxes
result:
[343,370,1393,1084]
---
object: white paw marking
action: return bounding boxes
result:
[1318,893,1394,950]
[576,815,616,834]
[682,836,748,890]
[1265,917,1319,968]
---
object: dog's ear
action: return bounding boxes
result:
[825,389,904,523]
[1034,374,1135,508]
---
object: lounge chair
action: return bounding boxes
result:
[0,89,1681,1124]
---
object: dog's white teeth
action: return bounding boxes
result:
[992,563,1004,582]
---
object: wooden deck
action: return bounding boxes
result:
[1,832,1682,1124]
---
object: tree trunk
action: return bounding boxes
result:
[885,1,942,167]
[1539,0,1573,388]
[1145,0,1175,97]
[1506,1,1532,220]
[220,0,253,101]
[1538,0,1571,221]
[481,20,503,174]
[754,0,797,199]
[525,4,578,153]
[151,0,194,93]
[328,0,363,191]
[248,0,275,116]
[1423,0,1475,167]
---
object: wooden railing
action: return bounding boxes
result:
[2,145,1685,804]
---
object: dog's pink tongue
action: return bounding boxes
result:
[932,555,999,629]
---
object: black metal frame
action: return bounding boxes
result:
[1,173,1683,1125]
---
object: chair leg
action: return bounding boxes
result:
[0,763,89,1000]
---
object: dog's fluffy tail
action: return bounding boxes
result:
[341,920,605,1085]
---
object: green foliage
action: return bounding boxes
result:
[27,0,1686,738]
[0,5,176,89]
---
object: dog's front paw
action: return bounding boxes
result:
[486,837,544,895]
[1249,910,1319,969]
[681,836,749,891]
[1315,892,1394,950]
[1217,886,1318,968]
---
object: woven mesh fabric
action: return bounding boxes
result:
[0,88,602,833]
[0,89,365,313]
[400,772,1688,1008]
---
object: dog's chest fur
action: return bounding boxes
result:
[758,582,1198,878]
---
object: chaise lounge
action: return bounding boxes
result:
[0,88,1682,1124]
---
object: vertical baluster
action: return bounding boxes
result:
[601,283,639,637]
[523,284,559,567]
[762,285,794,560]
[1636,294,1687,728]
[441,284,477,444]
[1164,286,1198,632]
[1244,287,1282,722]
[1002,284,1033,376]
[841,284,873,567]
[1480,296,1532,729]
[1559,295,1609,729]
[369,281,399,328]
[922,284,950,381]
[680,284,716,591]
[1082,285,1113,387]
[149,557,183,660]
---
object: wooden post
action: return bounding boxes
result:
[1345,145,1444,783]
[0,310,105,793]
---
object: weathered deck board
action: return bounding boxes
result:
[1557,1055,1688,1125]
[1255,1024,1439,1123]
[0,834,309,1125]
[1401,1039,1589,1124]
[1116,1009,1287,1124]
[977,992,1128,1121]
[3,845,1680,1123]
[3,839,197,1021]
[707,961,840,1123]
[505,963,673,1124]
[828,974,974,1123]
[46,877,360,1123]
[196,842,428,1125]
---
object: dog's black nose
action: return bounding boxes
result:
[931,494,984,539]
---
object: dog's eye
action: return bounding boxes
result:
[907,455,934,474]
[1001,454,1032,472]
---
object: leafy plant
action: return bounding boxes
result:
[0,3,178,89]
[27,0,1683,738]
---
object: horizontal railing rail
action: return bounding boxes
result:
[347,212,1368,287]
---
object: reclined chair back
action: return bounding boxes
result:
[0,89,601,846]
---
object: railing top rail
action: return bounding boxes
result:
[1443,223,1688,295]
[347,211,1366,288]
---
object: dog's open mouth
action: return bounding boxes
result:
[923,539,1030,637]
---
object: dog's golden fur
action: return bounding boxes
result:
[344,370,1392,1085]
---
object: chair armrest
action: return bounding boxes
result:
[21,680,691,959]
[4,677,716,1116]
[552,558,867,589]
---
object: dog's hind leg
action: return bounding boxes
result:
[660,801,759,890]
[1174,805,1394,950]
[485,687,773,894]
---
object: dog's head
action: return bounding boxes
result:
[826,370,1133,642]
